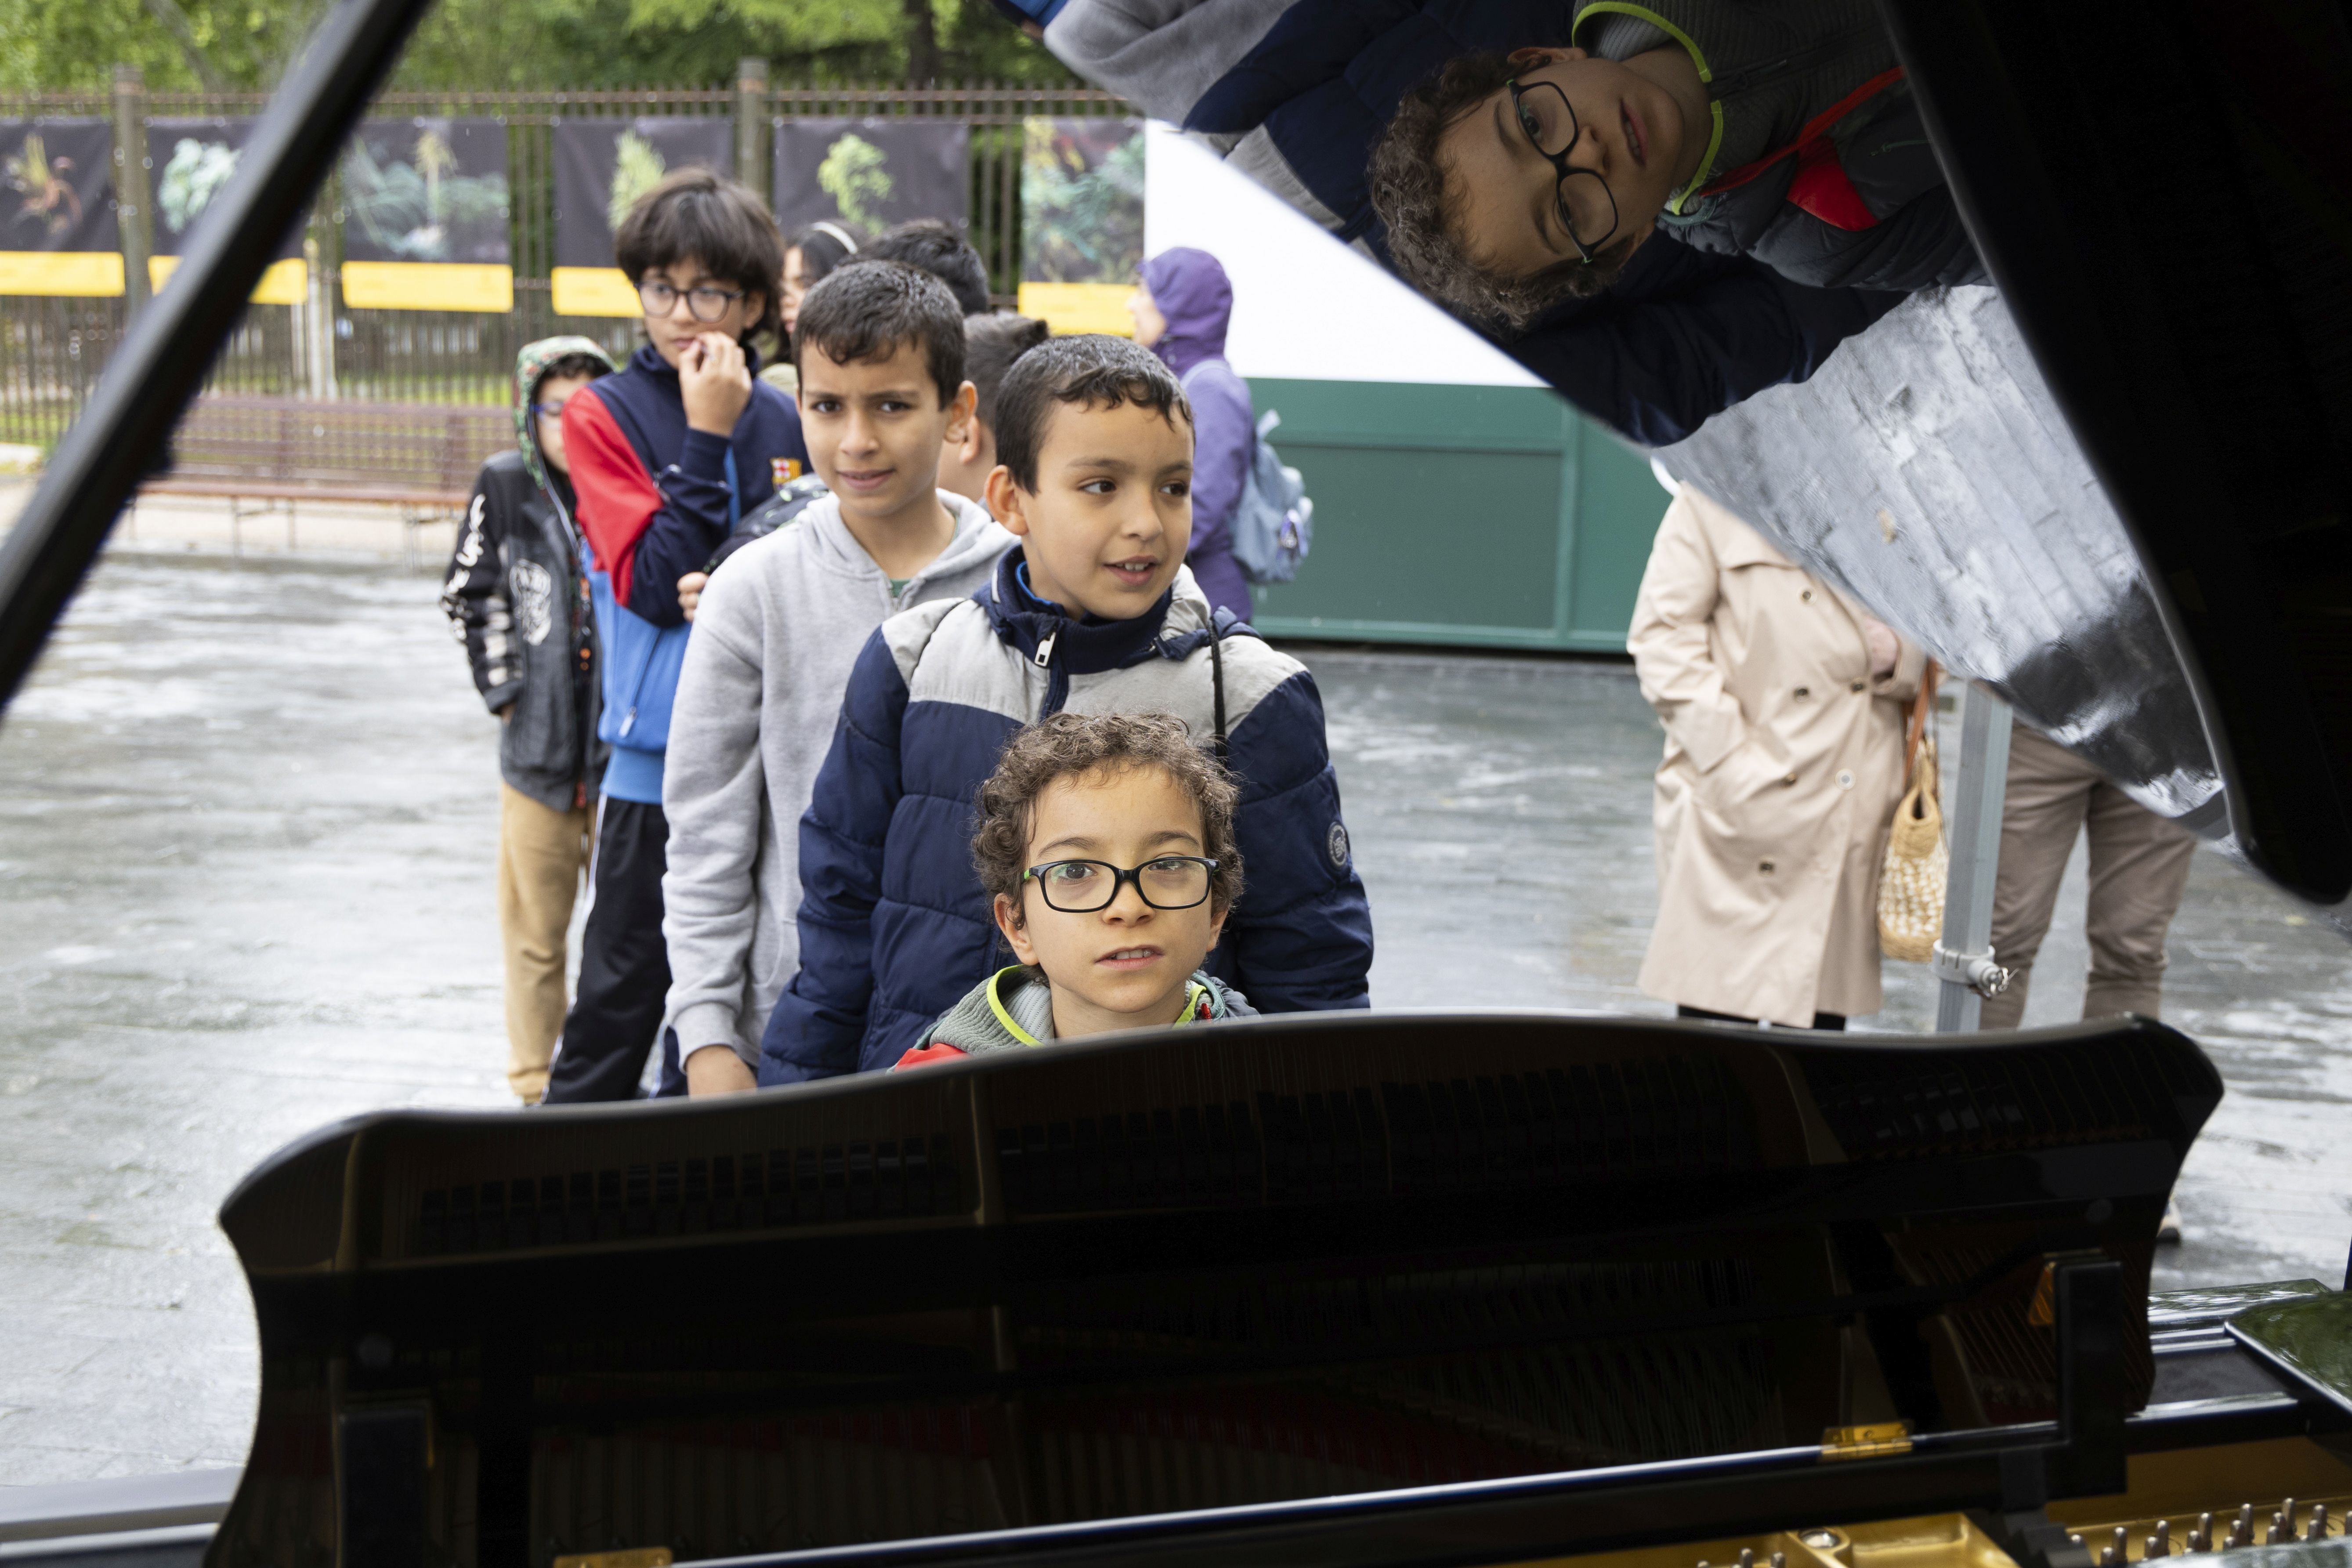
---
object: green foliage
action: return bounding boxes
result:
[607,130,666,229]
[816,133,891,229]
[155,135,242,236]
[0,0,1076,92]
[1020,120,1143,282]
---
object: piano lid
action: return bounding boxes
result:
[207,1011,2221,1568]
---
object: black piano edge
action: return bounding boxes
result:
[7,1285,2340,1568]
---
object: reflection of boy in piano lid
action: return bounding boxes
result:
[891,711,1257,1069]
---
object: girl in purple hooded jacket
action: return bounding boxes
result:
[1128,246,1253,621]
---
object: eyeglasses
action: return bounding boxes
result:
[529,402,568,420]
[638,279,746,323]
[1023,855,1218,913]
[1507,78,1621,263]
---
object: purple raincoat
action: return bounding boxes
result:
[1140,247,1253,621]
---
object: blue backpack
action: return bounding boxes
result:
[1230,407,1314,585]
[1185,364,1314,585]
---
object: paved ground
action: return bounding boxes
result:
[0,547,2345,1485]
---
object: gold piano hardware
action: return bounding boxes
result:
[551,1550,672,1568]
[2027,1250,2111,1327]
[1821,1422,1914,1461]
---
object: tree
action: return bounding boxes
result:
[0,0,1074,92]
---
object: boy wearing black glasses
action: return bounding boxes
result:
[1368,4,1986,330]
[893,712,1257,1067]
[545,168,810,1102]
[764,334,1371,1084]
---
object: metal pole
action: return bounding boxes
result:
[1934,682,2015,1030]
[111,65,153,316]
[736,57,770,203]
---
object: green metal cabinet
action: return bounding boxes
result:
[1241,379,1664,653]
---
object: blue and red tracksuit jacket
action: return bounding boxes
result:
[562,343,810,803]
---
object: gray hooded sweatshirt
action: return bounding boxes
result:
[662,490,1013,1070]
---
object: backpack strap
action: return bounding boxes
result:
[1208,616,1229,762]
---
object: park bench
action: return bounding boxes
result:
[137,395,512,565]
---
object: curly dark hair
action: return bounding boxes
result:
[973,712,1244,924]
[795,259,967,407]
[1369,51,1641,330]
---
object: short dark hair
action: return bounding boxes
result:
[867,218,993,314]
[786,221,863,284]
[991,334,1193,492]
[1369,52,1640,329]
[963,312,1050,432]
[536,352,609,388]
[793,260,967,408]
[974,711,1245,922]
[615,167,785,345]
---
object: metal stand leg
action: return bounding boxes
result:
[1935,684,2015,1032]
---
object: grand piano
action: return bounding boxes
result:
[0,0,2346,1564]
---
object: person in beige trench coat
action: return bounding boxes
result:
[1628,486,1926,1028]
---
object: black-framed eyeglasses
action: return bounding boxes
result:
[1507,78,1620,264]
[638,279,746,323]
[1023,855,1219,913]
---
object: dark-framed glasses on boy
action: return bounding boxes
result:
[1507,78,1620,262]
[638,279,746,322]
[1024,856,1218,912]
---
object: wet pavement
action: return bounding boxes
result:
[2,550,2347,1485]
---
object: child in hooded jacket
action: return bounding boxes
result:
[441,335,616,1102]
[764,333,1373,1084]
[1128,246,1252,622]
[893,711,1256,1069]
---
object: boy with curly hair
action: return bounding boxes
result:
[893,711,1256,1067]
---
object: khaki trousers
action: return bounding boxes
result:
[1980,725,2196,1029]
[498,782,593,1101]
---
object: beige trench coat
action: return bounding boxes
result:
[1628,488,1925,1025]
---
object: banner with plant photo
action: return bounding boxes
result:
[0,120,121,297]
[1017,119,1143,335]
[551,118,734,317]
[146,120,307,305]
[339,118,511,311]
[772,119,969,247]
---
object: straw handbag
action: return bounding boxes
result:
[1878,662,1947,962]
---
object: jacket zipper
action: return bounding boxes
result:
[1706,28,1874,103]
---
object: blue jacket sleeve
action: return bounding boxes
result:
[1185,365,1255,559]
[761,630,910,1083]
[625,428,735,628]
[1214,666,1374,1011]
[1504,242,1906,447]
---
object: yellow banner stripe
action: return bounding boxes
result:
[150,255,308,306]
[0,251,126,297]
[550,267,645,319]
[341,261,514,313]
[1017,281,1135,338]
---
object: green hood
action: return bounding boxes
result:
[513,334,617,499]
[923,965,1256,1056]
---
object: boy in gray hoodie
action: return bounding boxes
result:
[893,710,1256,1070]
[661,262,1013,1094]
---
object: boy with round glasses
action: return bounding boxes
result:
[891,712,1257,1068]
[1370,4,1988,329]
[546,167,810,1101]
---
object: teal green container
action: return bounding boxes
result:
[1241,379,1664,653]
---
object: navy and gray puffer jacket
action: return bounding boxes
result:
[763,549,1374,1083]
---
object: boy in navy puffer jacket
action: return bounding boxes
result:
[546,168,811,1102]
[763,334,1372,1083]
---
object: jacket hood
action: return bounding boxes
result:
[794,488,1012,586]
[926,965,1255,1055]
[1140,247,1232,380]
[514,334,617,502]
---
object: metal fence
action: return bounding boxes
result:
[0,82,1132,446]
